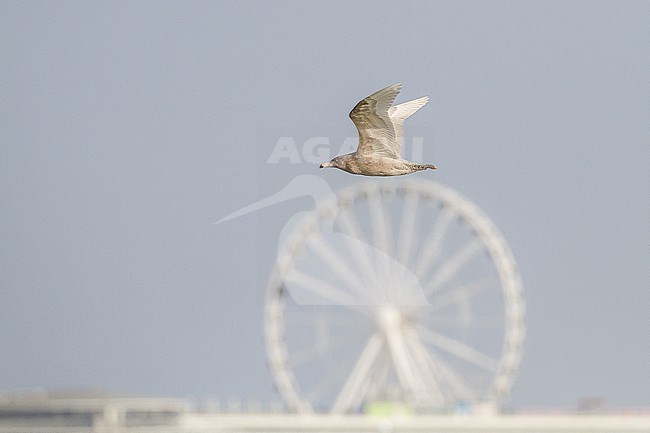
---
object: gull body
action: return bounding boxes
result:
[320,83,437,176]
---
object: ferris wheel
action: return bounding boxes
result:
[264,179,525,414]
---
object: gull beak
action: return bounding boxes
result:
[320,162,332,169]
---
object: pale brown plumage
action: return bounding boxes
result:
[320,83,437,176]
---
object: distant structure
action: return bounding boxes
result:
[3,179,648,432]
[264,179,525,414]
[0,388,188,432]
[2,388,649,433]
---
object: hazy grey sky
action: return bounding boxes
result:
[1,1,648,408]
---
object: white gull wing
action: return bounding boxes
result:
[349,83,402,159]
[388,96,429,155]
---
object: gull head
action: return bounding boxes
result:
[320,155,349,170]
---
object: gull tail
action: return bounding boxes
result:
[412,163,437,172]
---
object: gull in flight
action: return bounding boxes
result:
[320,83,437,176]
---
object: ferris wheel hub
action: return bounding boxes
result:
[377,305,403,331]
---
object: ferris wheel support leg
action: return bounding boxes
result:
[396,188,419,267]
[331,332,384,414]
[382,315,421,405]
[415,337,476,403]
[403,328,446,407]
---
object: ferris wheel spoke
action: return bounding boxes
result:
[368,187,393,256]
[383,321,422,402]
[284,309,373,327]
[306,232,372,302]
[367,189,397,301]
[335,207,377,280]
[284,270,369,315]
[414,207,455,278]
[406,328,476,403]
[403,328,446,405]
[420,315,505,330]
[335,205,369,243]
[290,328,367,366]
[331,332,384,414]
[417,326,499,372]
[428,275,499,312]
[397,189,419,267]
[426,347,477,401]
[423,239,483,296]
